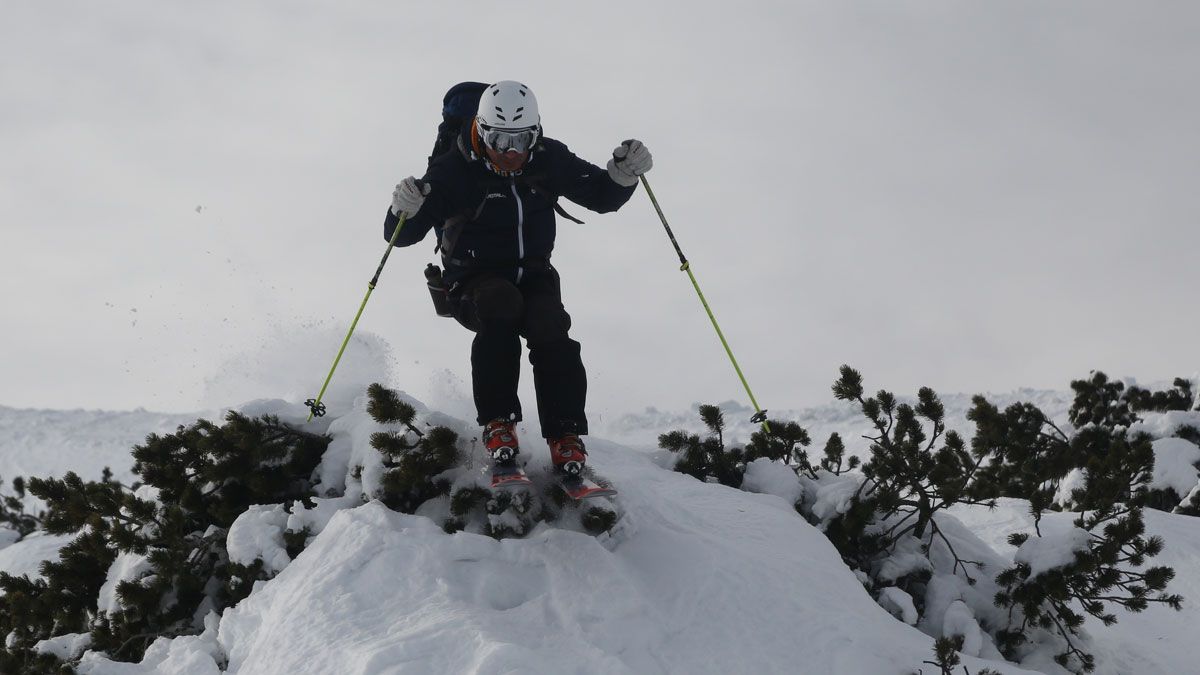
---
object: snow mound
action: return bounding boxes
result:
[15,392,1200,674]
[207,464,1024,675]
[63,432,1039,675]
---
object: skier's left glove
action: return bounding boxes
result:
[607,139,652,187]
[391,177,430,218]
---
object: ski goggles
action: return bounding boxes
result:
[479,124,539,154]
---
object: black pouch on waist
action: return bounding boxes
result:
[423,264,454,317]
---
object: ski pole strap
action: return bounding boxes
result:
[639,175,770,433]
[306,212,409,422]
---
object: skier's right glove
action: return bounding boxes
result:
[391,177,430,218]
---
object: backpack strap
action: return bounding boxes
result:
[519,173,586,225]
[553,202,585,225]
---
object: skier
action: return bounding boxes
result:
[385,80,652,481]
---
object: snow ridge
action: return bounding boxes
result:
[2,390,1197,674]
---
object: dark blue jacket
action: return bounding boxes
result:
[384,128,636,285]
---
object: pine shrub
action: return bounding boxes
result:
[658,404,746,487]
[992,508,1182,673]
[917,636,1001,675]
[828,366,993,586]
[659,404,812,489]
[0,412,328,669]
[0,475,42,538]
[819,432,860,476]
[971,371,1187,672]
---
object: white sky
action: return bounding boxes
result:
[2,1,1197,423]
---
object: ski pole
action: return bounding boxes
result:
[639,175,770,434]
[305,212,408,422]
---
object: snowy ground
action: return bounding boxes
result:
[0,390,1195,675]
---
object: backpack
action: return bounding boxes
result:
[428,81,490,167]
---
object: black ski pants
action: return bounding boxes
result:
[451,266,587,439]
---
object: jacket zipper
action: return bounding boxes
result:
[511,180,526,284]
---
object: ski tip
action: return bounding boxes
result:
[491,475,533,489]
[561,484,617,501]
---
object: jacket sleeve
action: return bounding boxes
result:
[544,139,637,214]
[382,204,435,247]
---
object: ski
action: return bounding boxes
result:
[555,472,617,501]
[489,461,532,489]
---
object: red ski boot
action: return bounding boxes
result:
[549,434,587,476]
[483,419,519,464]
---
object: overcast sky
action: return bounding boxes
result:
[2,1,1197,424]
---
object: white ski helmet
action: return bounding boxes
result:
[476,81,541,153]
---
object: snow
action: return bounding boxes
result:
[1130,410,1200,441]
[207,443,993,675]
[808,472,865,522]
[943,600,984,657]
[0,405,200,485]
[1014,526,1092,578]
[740,457,804,506]
[0,530,76,579]
[2,393,1198,674]
[1149,437,1200,499]
[226,504,292,575]
[0,528,21,550]
[198,328,400,422]
[36,632,92,661]
[76,613,224,675]
[98,551,154,615]
[878,586,919,625]
[1053,468,1088,509]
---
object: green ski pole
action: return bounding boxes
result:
[305,212,408,422]
[639,175,770,434]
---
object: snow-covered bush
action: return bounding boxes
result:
[993,510,1181,673]
[806,367,1026,670]
[825,366,995,587]
[366,383,462,514]
[1072,372,1200,513]
[666,366,1193,674]
[970,372,1200,517]
[659,404,811,489]
[664,371,1014,671]
[658,404,748,487]
[968,370,1191,672]
[0,412,329,673]
[0,383,621,673]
